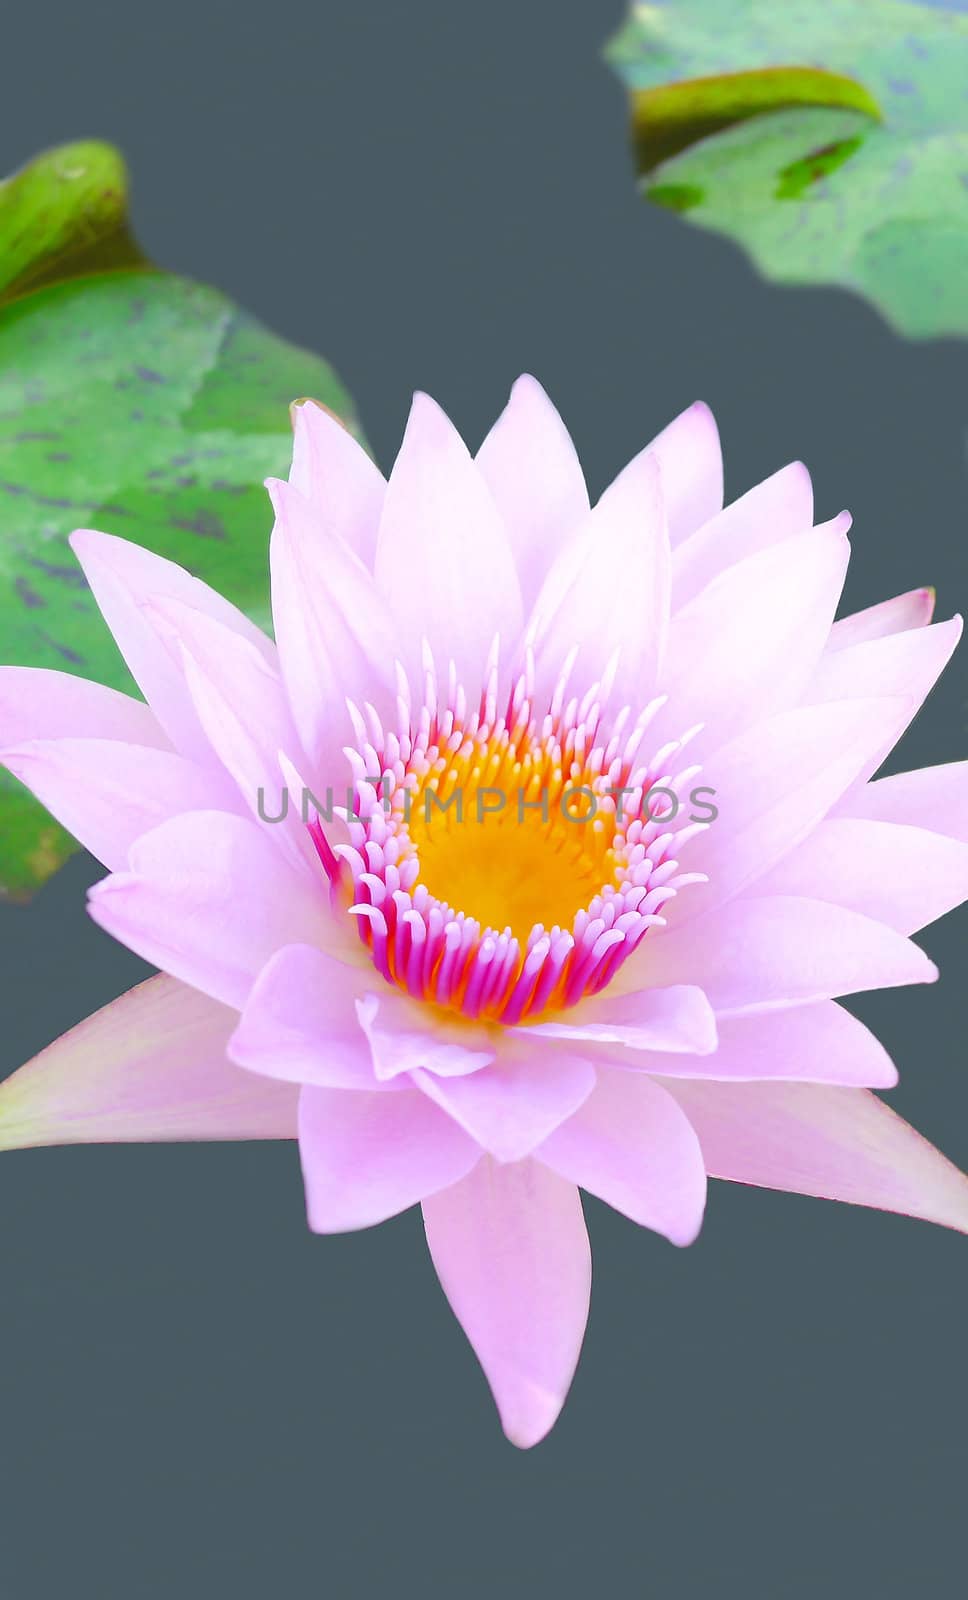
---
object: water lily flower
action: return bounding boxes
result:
[2,378,968,1447]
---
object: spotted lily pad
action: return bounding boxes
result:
[606,0,968,337]
[0,141,361,901]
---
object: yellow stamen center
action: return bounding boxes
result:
[406,726,618,943]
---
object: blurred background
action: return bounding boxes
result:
[1,1,967,1594]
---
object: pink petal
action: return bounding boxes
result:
[422,1157,591,1447]
[69,529,275,762]
[356,990,495,1081]
[522,984,717,1054]
[229,944,381,1090]
[0,974,298,1150]
[625,400,723,547]
[806,616,963,785]
[87,810,338,1009]
[537,1069,706,1243]
[754,818,968,935]
[616,895,938,1012]
[671,462,814,610]
[287,400,386,570]
[475,374,590,606]
[812,615,961,702]
[298,1086,480,1231]
[827,587,935,651]
[268,477,401,774]
[653,522,850,752]
[373,392,523,688]
[0,665,168,748]
[659,1078,968,1233]
[836,760,968,842]
[676,695,913,924]
[0,737,242,872]
[412,1043,596,1162]
[598,1002,897,1088]
[527,449,670,707]
[143,593,309,866]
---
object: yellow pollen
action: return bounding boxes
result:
[406,727,618,944]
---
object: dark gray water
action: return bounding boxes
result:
[2,2,967,1594]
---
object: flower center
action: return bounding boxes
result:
[316,645,705,1025]
[406,730,617,946]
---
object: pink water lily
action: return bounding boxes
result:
[3,378,968,1447]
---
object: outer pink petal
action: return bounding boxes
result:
[526,450,670,707]
[298,1086,480,1231]
[475,374,590,607]
[624,400,722,547]
[616,895,938,1011]
[676,696,913,924]
[228,944,382,1090]
[373,392,523,689]
[671,462,814,610]
[596,1002,897,1088]
[87,810,338,1009]
[659,1078,968,1233]
[69,529,275,762]
[521,983,717,1054]
[835,760,968,842]
[806,617,963,785]
[0,665,168,748]
[754,818,968,935]
[811,616,961,703]
[0,737,243,872]
[652,521,850,752]
[0,975,298,1151]
[422,1157,591,1448]
[268,477,401,775]
[287,400,386,570]
[537,1069,706,1242]
[412,1044,596,1163]
[827,587,935,651]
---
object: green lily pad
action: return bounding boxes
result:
[606,0,968,338]
[0,141,361,902]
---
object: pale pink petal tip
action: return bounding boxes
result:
[663,1080,968,1235]
[0,976,298,1150]
[645,399,723,545]
[423,1160,591,1448]
[475,373,589,606]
